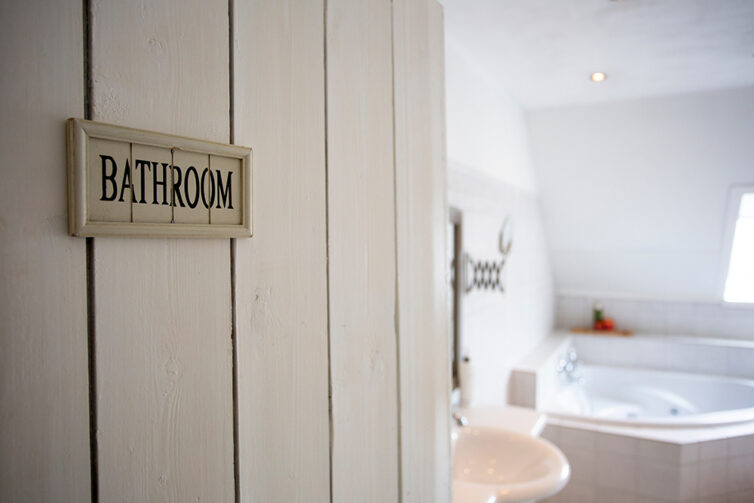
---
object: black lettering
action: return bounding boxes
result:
[117,158,134,202]
[184,166,200,209]
[200,168,215,209]
[134,159,150,204]
[100,155,118,201]
[215,170,233,209]
[153,162,169,205]
[172,165,184,207]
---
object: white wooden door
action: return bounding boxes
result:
[90,0,234,500]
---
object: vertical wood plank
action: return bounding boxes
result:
[90,0,234,500]
[326,1,400,501]
[393,1,451,501]
[233,0,331,501]
[0,1,90,500]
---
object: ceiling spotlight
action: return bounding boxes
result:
[591,72,607,82]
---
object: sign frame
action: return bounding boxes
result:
[67,118,253,238]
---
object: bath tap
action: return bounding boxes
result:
[557,347,583,383]
[452,411,468,427]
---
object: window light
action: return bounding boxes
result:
[723,192,754,303]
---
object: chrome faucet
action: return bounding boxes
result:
[452,411,468,427]
[557,347,582,383]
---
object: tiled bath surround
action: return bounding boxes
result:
[542,422,754,503]
[510,333,754,412]
[512,334,754,502]
[555,294,754,340]
[571,332,754,381]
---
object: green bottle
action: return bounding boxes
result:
[593,302,604,324]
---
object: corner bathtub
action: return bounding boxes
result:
[544,365,754,427]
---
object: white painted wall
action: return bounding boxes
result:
[529,87,754,303]
[445,39,538,192]
[444,33,555,406]
[528,87,754,338]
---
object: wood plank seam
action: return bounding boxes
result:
[388,1,404,502]
[83,0,99,500]
[228,4,240,502]
[323,2,335,503]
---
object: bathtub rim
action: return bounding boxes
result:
[544,364,754,428]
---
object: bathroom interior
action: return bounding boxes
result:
[2,0,753,502]
[445,1,754,502]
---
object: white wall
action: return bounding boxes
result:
[528,87,754,338]
[445,36,555,405]
[528,87,754,303]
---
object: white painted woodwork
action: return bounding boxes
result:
[0,0,91,500]
[0,1,454,501]
[326,1,400,501]
[233,0,331,501]
[90,0,234,500]
[393,1,452,501]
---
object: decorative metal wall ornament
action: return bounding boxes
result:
[463,217,513,295]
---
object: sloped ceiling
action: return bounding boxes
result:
[442,0,754,302]
[441,0,754,108]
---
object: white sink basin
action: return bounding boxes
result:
[453,426,570,503]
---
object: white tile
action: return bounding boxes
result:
[629,338,669,370]
[728,347,754,379]
[559,444,595,486]
[542,424,561,443]
[604,337,639,367]
[548,482,595,503]
[693,303,726,320]
[635,496,674,503]
[632,300,669,335]
[680,443,699,464]
[678,462,699,500]
[698,439,728,460]
[573,335,614,365]
[666,302,699,336]
[727,454,754,492]
[596,451,637,493]
[722,311,754,340]
[727,434,754,457]
[638,439,682,464]
[697,459,727,498]
[667,343,727,376]
[637,460,680,500]
[510,371,535,408]
[729,489,754,503]
[594,486,637,503]
[694,315,721,339]
[558,425,596,451]
[596,432,638,456]
[690,498,726,503]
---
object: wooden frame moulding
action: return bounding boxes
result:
[67,118,253,238]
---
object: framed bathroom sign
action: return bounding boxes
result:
[66,118,252,238]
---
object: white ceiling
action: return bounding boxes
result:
[441,0,754,109]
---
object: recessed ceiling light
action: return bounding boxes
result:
[591,72,607,82]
